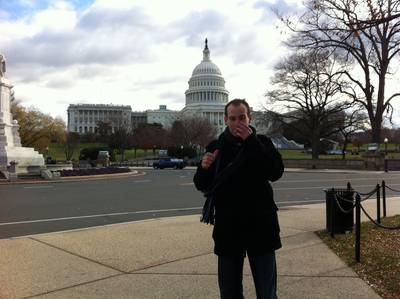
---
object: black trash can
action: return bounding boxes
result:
[324,188,354,233]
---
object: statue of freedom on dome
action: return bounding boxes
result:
[0,54,6,77]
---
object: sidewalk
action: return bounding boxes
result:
[1,199,399,298]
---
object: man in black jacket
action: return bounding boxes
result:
[194,99,284,299]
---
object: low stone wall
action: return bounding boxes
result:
[283,159,365,170]
[46,163,73,172]
[283,158,400,171]
[388,159,400,171]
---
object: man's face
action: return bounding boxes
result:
[224,103,251,137]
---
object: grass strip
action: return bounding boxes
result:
[316,215,400,299]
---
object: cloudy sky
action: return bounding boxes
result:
[0,0,303,122]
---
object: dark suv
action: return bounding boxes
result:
[153,158,186,169]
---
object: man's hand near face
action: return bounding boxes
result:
[235,122,252,141]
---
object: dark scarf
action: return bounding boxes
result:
[200,125,256,225]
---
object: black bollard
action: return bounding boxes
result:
[377,184,381,224]
[330,189,335,238]
[355,194,361,263]
[382,180,386,218]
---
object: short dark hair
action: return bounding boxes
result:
[224,99,251,117]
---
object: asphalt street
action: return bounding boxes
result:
[0,169,399,239]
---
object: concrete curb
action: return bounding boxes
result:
[0,170,146,185]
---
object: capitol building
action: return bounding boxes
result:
[181,39,228,134]
[68,40,262,136]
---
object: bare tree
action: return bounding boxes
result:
[132,123,166,158]
[63,132,80,161]
[392,127,400,150]
[168,117,217,148]
[335,110,369,159]
[108,125,133,162]
[96,120,112,142]
[284,0,400,143]
[266,49,353,159]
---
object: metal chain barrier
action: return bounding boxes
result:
[358,191,378,202]
[334,188,373,203]
[359,202,400,230]
[329,182,400,263]
[334,192,355,204]
[385,185,400,193]
[356,186,379,197]
[333,193,356,214]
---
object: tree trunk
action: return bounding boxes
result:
[371,118,382,143]
[370,70,386,143]
[311,135,320,160]
[120,148,125,162]
[342,137,348,160]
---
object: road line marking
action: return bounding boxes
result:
[276,176,400,184]
[180,182,194,186]
[0,207,203,226]
[277,199,324,204]
[23,186,54,189]
[274,183,400,191]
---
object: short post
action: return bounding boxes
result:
[355,194,361,263]
[376,184,381,224]
[330,188,335,238]
[384,137,389,172]
[382,180,386,218]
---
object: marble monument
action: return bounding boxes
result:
[0,54,44,173]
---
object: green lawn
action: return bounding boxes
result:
[115,149,157,161]
[317,215,400,299]
[47,143,400,162]
[48,143,158,161]
[48,143,107,161]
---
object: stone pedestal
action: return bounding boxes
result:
[0,76,44,173]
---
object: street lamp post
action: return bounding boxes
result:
[180,145,184,159]
[384,138,389,172]
[45,146,49,164]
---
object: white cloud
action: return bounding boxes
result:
[5,0,397,129]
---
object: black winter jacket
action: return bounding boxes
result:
[193,127,284,256]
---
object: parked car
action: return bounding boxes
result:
[153,158,186,169]
[367,143,379,152]
[326,149,345,155]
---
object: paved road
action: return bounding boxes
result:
[0,170,399,239]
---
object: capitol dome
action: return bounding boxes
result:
[185,39,229,106]
[192,60,222,76]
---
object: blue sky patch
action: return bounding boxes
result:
[0,0,94,20]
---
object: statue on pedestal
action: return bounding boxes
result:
[0,54,6,77]
[0,53,44,173]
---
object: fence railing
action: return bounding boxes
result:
[329,180,400,262]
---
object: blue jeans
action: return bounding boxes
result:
[218,252,277,299]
